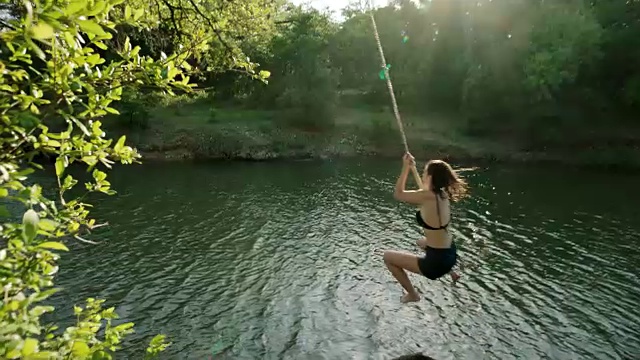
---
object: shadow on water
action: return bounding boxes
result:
[46,159,640,359]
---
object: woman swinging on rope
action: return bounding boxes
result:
[383,152,468,303]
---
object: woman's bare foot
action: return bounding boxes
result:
[401,291,420,303]
[450,271,461,284]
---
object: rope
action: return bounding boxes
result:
[366,1,423,187]
[368,12,409,154]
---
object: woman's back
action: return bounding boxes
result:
[417,192,452,248]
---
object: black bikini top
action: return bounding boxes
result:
[415,192,449,231]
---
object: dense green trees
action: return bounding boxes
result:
[214,0,639,146]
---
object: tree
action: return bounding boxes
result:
[0,0,254,358]
[522,1,603,103]
[266,6,338,127]
[106,0,280,78]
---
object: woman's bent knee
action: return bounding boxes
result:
[383,250,395,265]
[383,250,407,266]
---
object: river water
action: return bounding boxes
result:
[50,160,640,359]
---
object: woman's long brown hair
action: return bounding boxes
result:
[425,160,469,202]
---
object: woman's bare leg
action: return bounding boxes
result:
[383,250,423,303]
[450,257,463,283]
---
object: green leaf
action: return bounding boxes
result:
[72,341,91,357]
[148,334,170,347]
[46,139,61,147]
[8,300,19,311]
[145,333,172,359]
[134,8,144,21]
[26,38,46,60]
[94,41,108,50]
[37,241,69,251]
[95,32,113,41]
[29,305,48,316]
[34,288,61,301]
[92,120,103,136]
[32,22,55,40]
[22,209,40,242]
[124,6,131,20]
[30,305,55,316]
[21,338,38,356]
[71,117,91,136]
[55,156,66,177]
[66,0,86,15]
[105,107,120,115]
[0,188,7,197]
[64,31,76,47]
[93,169,107,182]
[30,184,42,199]
[25,352,57,360]
[259,70,271,79]
[168,67,179,80]
[30,162,44,170]
[15,168,35,177]
[63,175,78,190]
[112,322,135,332]
[6,349,20,359]
[87,0,107,16]
[39,218,59,232]
[114,135,126,152]
[130,46,141,58]
[87,54,101,65]
[82,156,98,166]
[78,20,107,36]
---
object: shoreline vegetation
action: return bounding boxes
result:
[107,93,640,171]
[96,0,640,173]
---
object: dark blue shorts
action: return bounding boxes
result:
[417,242,457,280]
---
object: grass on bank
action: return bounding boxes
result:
[103,92,640,169]
[107,92,512,161]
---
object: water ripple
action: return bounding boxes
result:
[48,161,640,359]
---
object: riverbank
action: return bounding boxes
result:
[107,96,640,171]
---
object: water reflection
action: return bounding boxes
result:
[47,160,640,359]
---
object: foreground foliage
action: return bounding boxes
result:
[0,0,226,357]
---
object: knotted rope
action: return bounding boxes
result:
[366,1,423,188]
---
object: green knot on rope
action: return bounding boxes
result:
[401,30,409,43]
[379,64,391,80]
